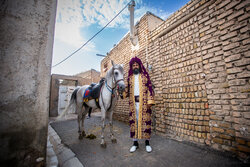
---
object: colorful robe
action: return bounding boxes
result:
[127,72,155,139]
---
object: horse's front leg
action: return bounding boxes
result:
[100,108,106,148]
[109,110,117,143]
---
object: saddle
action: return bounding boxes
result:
[83,78,105,108]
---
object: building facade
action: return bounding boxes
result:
[76,69,101,84]
[101,0,250,160]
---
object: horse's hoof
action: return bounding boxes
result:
[100,142,107,148]
[79,135,83,140]
[82,131,86,137]
[111,138,117,143]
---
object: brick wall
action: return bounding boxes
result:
[202,0,249,158]
[101,13,163,122]
[101,0,250,160]
[76,69,100,83]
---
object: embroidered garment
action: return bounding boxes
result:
[127,57,155,139]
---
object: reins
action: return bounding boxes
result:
[105,66,124,94]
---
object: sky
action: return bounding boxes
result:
[51,0,190,76]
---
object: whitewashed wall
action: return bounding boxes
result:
[58,86,76,115]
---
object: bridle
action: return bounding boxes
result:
[105,66,124,94]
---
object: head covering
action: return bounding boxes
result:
[128,56,148,77]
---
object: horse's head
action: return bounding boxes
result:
[111,60,125,95]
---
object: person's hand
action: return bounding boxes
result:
[147,104,152,109]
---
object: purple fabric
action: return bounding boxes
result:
[144,128,151,134]
[129,120,135,124]
[128,56,147,77]
[127,56,154,97]
[130,132,135,137]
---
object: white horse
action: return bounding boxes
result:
[59,61,125,147]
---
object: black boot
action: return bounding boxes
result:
[134,141,139,147]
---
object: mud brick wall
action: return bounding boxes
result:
[149,0,211,145]
[101,0,250,160]
[204,0,250,158]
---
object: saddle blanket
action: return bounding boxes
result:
[83,88,98,102]
[83,88,91,102]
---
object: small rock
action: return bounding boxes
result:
[36,157,44,162]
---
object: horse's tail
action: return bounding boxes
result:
[70,87,79,103]
[58,87,79,119]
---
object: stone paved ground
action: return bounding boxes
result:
[50,113,249,167]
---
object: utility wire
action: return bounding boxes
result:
[52,0,132,68]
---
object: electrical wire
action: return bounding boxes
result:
[52,0,132,68]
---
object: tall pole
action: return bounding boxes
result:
[128,0,138,46]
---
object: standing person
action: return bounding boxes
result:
[124,56,155,153]
[87,108,92,119]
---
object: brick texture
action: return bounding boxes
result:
[101,0,250,160]
[76,69,100,83]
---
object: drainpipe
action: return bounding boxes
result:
[128,0,138,46]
